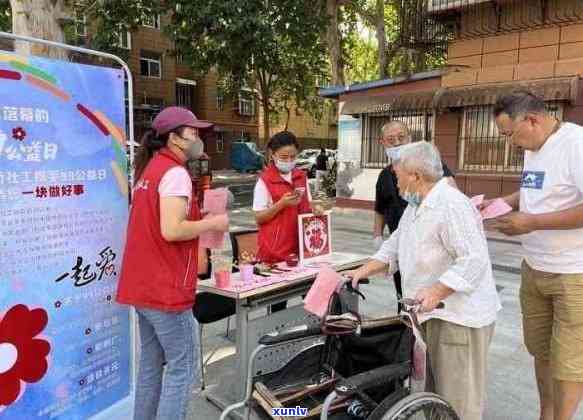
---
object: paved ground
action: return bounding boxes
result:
[183,196,582,419]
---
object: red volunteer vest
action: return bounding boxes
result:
[116,148,200,312]
[257,164,311,263]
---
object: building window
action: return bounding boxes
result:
[361,110,434,169]
[74,12,87,41]
[116,30,131,50]
[140,51,162,78]
[216,88,225,111]
[143,14,161,29]
[176,79,195,109]
[459,102,563,173]
[238,90,255,116]
[216,133,224,153]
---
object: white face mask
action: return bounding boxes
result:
[275,159,296,174]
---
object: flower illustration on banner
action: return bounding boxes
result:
[11,127,26,142]
[0,304,51,407]
[303,217,329,257]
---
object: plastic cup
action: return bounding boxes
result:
[214,270,231,288]
[286,253,299,267]
[240,264,254,284]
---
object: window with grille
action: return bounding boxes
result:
[140,51,162,78]
[238,90,255,116]
[116,30,131,50]
[176,82,194,109]
[216,133,224,153]
[216,86,225,111]
[459,102,563,173]
[361,111,434,168]
[143,15,161,29]
[74,12,87,41]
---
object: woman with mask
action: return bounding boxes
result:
[116,106,228,420]
[253,131,313,264]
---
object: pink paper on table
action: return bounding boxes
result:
[470,194,484,208]
[199,188,228,249]
[304,266,342,318]
[480,198,513,220]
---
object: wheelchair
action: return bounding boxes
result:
[220,279,459,420]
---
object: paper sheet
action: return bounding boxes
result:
[303,265,342,318]
[470,194,485,208]
[199,188,228,249]
[480,198,513,220]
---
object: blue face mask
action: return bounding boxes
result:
[402,190,421,207]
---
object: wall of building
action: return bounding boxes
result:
[444,23,583,87]
[440,8,583,197]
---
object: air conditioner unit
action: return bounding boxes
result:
[427,0,490,13]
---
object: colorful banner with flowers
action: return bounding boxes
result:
[0,52,131,419]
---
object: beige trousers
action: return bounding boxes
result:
[422,319,495,420]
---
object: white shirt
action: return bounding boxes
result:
[373,179,501,328]
[520,122,583,273]
[253,172,312,211]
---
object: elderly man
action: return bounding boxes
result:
[487,90,583,420]
[352,142,501,420]
[374,121,456,310]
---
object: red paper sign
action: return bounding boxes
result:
[298,212,332,262]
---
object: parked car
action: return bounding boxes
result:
[296,148,336,178]
[231,141,266,173]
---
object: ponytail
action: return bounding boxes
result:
[134,129,167,181]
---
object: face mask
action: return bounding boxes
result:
[401,174,421,207]
[179,136,204,160]
[275,159,296,174]
[385,145,404,163]
[402,190,421,207]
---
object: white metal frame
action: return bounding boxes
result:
[0,31,136,420]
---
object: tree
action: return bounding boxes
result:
[3,1,162,60]
[166,0,330,146]
[9,0,68,59]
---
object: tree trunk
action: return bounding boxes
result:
[375,0,387,79]
[325,0,345,86]
[261,97,271,149]
[10,0,69,60]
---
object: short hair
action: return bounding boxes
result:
[267,131,299,152]
[381,120,411,139]
[397,142,444,182]
[493,90,546,119]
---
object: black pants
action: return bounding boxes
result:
[393,270,403,313]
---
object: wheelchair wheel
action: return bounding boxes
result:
[377,392,459,420]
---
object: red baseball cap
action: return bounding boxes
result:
[152,106,213,136]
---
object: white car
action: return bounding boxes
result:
[296,149,336,178]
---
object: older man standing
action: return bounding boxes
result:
[352,142,501,420]
[373,121,456,309]
[489,91,583,420]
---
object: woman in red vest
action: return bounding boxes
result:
[253,132,313,311]
[116,107,228,420]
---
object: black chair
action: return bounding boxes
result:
[193,247,236,389]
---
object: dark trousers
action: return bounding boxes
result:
[394,270,403,313]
